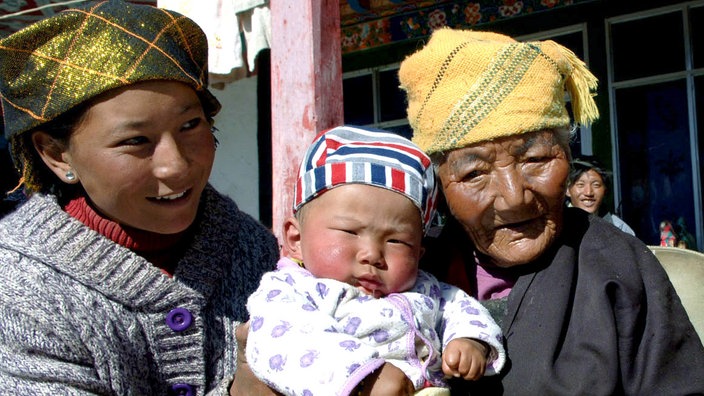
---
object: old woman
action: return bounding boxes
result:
[399,28,704,395]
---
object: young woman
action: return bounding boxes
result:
[0,2,279,395]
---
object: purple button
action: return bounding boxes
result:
[170,383,194,396]
[166,308,192,332]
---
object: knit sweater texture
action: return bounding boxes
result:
[0,185,280,395]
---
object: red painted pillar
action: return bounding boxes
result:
[270,1,343,252]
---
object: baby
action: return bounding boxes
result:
[246,125,505,396]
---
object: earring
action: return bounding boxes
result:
[65,170,76,181]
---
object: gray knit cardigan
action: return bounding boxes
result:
[0,185,280,395]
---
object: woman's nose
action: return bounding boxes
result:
[153,135,188,180]
[494,168,527,209]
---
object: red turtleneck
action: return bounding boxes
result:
[63,196,187,276]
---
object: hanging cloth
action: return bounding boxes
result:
[158,0,270,83]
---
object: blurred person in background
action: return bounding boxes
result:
[566,157,636,236]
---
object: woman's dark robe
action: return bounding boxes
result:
[422,208,704,395]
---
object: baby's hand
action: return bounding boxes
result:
[360,363,415,396]
[441,338,490,381]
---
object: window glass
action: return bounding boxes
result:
[378,68,406,122]
[611,12,684,81]
[549,31,584,61]
[696,76,704,225]
[691,6,704,69]
[385,124,413,140]
[343,74,374,125]
[616,80,695,245]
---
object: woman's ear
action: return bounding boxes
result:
[283,216,303,261]
[31,131,78,184]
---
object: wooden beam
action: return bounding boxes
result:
[270,1,344,251]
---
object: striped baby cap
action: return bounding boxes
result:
[293,125,438,233]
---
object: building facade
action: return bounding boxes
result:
[337,0,704,250]
[1,0,702,250]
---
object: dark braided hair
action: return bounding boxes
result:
[8,102,88,201]
[568,157,611,188]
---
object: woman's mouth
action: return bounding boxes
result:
[149,189,190,202]
[495,216,547,238]
[499,218,534,232]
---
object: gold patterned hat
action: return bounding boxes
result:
[0,0,221,140]
[398,28,599,155]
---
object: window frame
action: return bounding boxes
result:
[606,1,704,249]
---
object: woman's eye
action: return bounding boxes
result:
[120,136,149,146]
[182,118,203,130]
[526,155,548,163]
[460,170,482,182]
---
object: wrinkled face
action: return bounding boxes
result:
[294,184,424,297]
[566,169,605,214]
[61,81,215,234]
[437,130,569,267]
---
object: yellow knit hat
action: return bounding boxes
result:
[398,28,599,155]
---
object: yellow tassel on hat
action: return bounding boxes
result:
[554,42,600,126]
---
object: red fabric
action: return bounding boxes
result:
[63,196,186,276]
[331,162,346,185]
[444,251,517,300]
[446,258,473,295]
[391,168,405,193]
[475,262,515,300]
